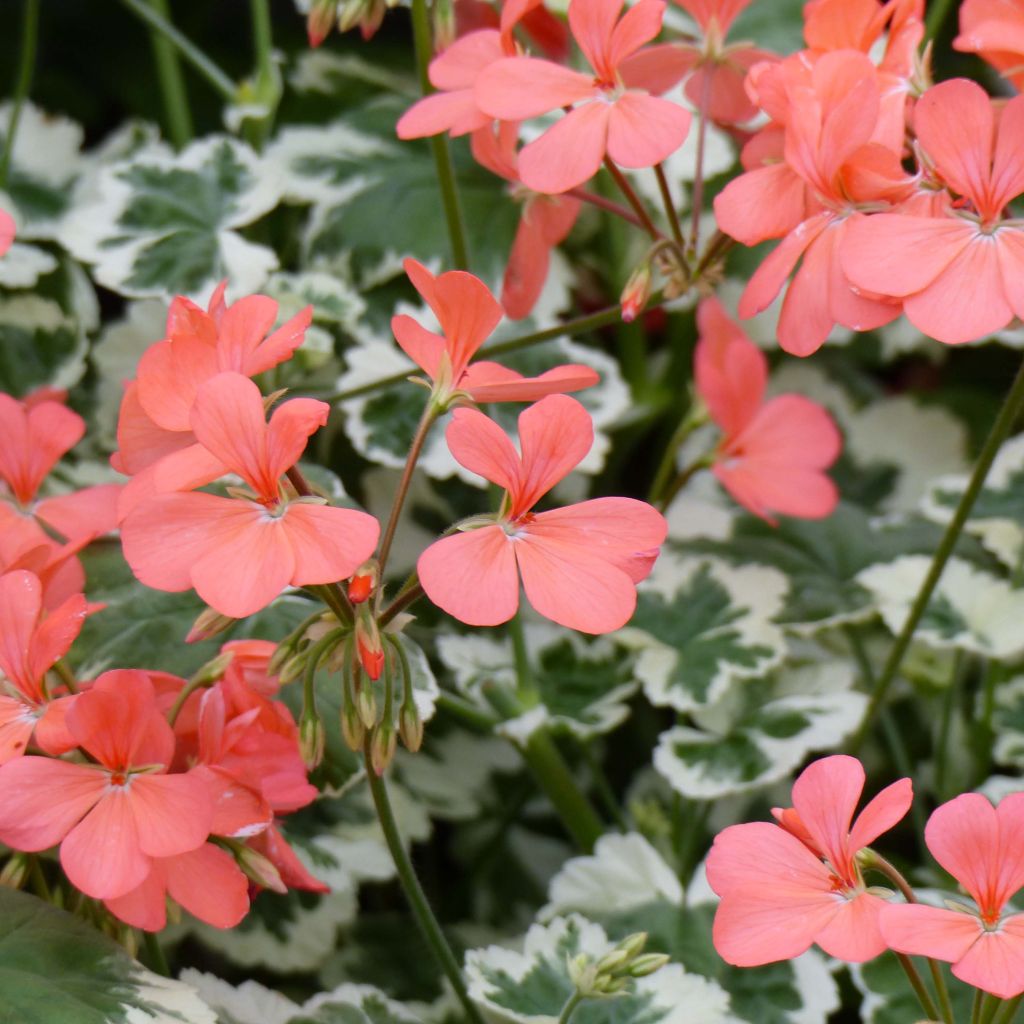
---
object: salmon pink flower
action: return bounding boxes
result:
[842,79,1024,344]
[954,0,1024,91]
[418,395,667,633]
[803,0,924,67]
[0,504,88,610]
[393,258,598,404]
[475,0,692,193]
[694,298,841,520]
[248,821,329,894]
[0,570,89,763]
[122,372,379,619]
[456,0,570,61]
[0,670,214,900]
[706,755,913,965]
[0,208,13,257]
[470,122,582,319]
[880,793,1024,999]
[714,50,908,355]
[0,391,121,543]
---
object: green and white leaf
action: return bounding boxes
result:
[620,552,788,712]
[989,676,1024,769]
[436,626,639,740]
[60,136,283,301]
[0,888,215,1024]
[922,433,1024,568]
[0,236,59,289]
[289,50,418,98]
[858,555,1024,659]
[0,291,89,395]
[542,833,684,920]
[465,915,731,1024]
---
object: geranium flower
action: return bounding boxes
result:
[0,670,214,900]
[843,79,1024,344]
[0,208,13,257]
[954,0,1024,91]
[706,755,913,965]
[0,503,88,610]
[418,395,667,633]
[121,372,380,619]
[0,570,89,764]
[393,258,598,403]
[475,0,692,193]
[881,793,1024,999]
[694,297,841,520]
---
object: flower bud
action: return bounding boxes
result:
[299,713,325,770]
[234,843,287,893]
[432,0,456,50]
[627,953,670,978]
[399,701,424,753]
[341,701,366,752]
[568,953,598,994]
[348,561,378,604]
[355,612,385,681]
[186,607,236,644]
[306,0,336,47]
[615,932,648,959]
[596,949,630,975]
[277,652,307,686]
[0,854,28,890]
[620,264,652,323]
[357,684,378,730]
[596,976,629,995]
[369,723,397,775]
[189,651,235,687]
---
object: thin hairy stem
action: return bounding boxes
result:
[568,186,648,229]
[689,69,714,251]
[0,0,40,189]
[604,159,662,240]
[654,164,684,246]
[144,0,193,147]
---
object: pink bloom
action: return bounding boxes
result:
[804,0,924,63]
[842,79,1024,344]
[0,391,121,543]
[471,122,582,319]
[121,372,380,619]
[714,50,907,355]
[0,570,89,764]
[881,793,1024,999]
[393,258,598,402]
[706,755,913,966]
[0,503,88,610]
[694,298,841,520]
[418,395,667,633]
[954,0,1024,91]
[248,822,329,894]
[0,208,13,258]
[0,670,214,900]
[221,639,281,696]
[475,0,692,193]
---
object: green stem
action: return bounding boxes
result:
[410,0,469,268]
[437,692,500,732]
[975,989,986,1024]
[120,0,236,99]
[935,651,963,800]
[604,159,662,240]
[648,404,707,504]
[689,66,714,252]
[0,0,40,189]
[994,995,1024,1024]
[378,404,438,578]
[143,930,170,976]
[484,683,604,851]
[323,297,664,403]
[578,742,629,831]
[852,355,1024,750]
[896,954,941,1023]
[380,580,425,626]
[982,995,1004,1024]
[925,0,958,39]
[559,992,585,1024]
[567,186,647,230]
[144,0,193,147]
[654,164,683,247]
[167,675,211,727]
[28,856,50,902]
[303,629,344,725]
[658,454,713,512]
[363,738,486,1024]
[250,0,274,82]
[509,613,536,703]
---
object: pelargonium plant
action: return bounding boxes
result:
[5,1,1024,1023]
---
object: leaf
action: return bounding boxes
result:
[0,292,87,396]
[60,136,282,301]
[465,915,731,1024]
[0,888,215,1024]
[857,555,1024,660]
[621,553,788,712]
[851,952,972,1024]
[437,626,639,740]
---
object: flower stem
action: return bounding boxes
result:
[143,930,170,977]
[378,404,439,579]
[648,402,707,505]
[604,159,662,240]
[896,953,941,1023]
[144,0,193,147]
[363,737,486,1024]
[568,187,648,229]
[689,69,714,252]
[995,995,1024,1024]
[380,579,425,626]
[0,0,40,190]
[654,164,684,246]
[483,682,605,851]
[120,0,236,100]
[657,453,713,512]
[558,992,585,1024]
[852,355,1024,750]
[410,0,469,268]
[925,0,958,39]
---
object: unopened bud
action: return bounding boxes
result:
[620,264,652,323]
[615,932,648,959]
[0,854,28,889]
[355,612,385,681]
[119,926,139,958]
[568,953,598,993]
[277,652,307,685]
[341,702,366,751]
[596,976,629,995]
[267,640,293,676]
[628,953,670,978]
[299,713,325,770]
[596,949,630,975]
[432,0,455,49]
[306,0,336,45]
[369,723,397,775]
[189,651,235,687]
[399,701,424,753]
[348,565,377,604]
[357,683,377,730]
[234,843,287,893]
[187,607,236,644]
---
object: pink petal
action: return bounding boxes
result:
[35,483,122,542]
[881,902,983,962]
[605,93,691,170]
[34,695,78,756]
[282,502,381,586]
[0,757,105,851]
[444,406,523,493]
[265,397,330,483]
[417,525,520,627]
[714,164,809,247]
[429,29,505,90]
[248,823,329,893]
[214,295,278,374]
[0,569,45,696]
[475,56,595,120]
[462,362,600,403]
[136,335,217,433]
[904,233,1013,344]
[997,228,1024,322]
[151,442,228,494]
[926,793,1004,910]
[568,0,624,76]
[954,916,1024,999]
[129,772,213,857]
[529,497,667,561]
[0,208,14,257]
[791,755,865,875]
[813,891,889,962]
[606,0,666,68]
[104,865,168,931]
[243,306,313,377]
[28,590,89,687]
[0,697,36,765]
[714,462,838,521]
[196,765,272,838]
[619,42,693,96]
[995,794,1024,908]
[397,90,491,140]
[990,94,1024,212]
[848,778,914,851]
[165,843,250,928]
[500,216,551,322]
[61,789,150,899]
[518,102,611,195]
[391,315,445,377]
[114,382,195,477]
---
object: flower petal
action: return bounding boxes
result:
[518,102,611,195]
[880,903,983,963]
[605,93,691,170]
[165,843,250,928]
[282,502,381,586]
[130,773,213,858]
[476,56,595,120]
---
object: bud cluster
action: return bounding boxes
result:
[567,932,670,1001]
